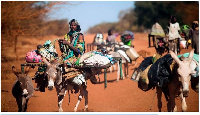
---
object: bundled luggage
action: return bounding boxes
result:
[25,50,43,63]
[121,31,134,43]
[25,39,58,63]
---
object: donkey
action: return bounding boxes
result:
[109,51,130,81]
[104,43,139,80]
[43,58,89,112]
[156,49,196,112]
[156,49,195,112]
[12,66,34,112]
[131,49,197,112]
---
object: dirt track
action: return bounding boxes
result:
[1,33,199,112]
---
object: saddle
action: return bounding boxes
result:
[62,67,82,81]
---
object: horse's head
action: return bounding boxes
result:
[43,58,61,91]
[12,66,30,97]
[170,49,195,97]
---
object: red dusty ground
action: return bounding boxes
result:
[1,33,199,112]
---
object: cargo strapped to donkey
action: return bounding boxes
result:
[20,56,122,88]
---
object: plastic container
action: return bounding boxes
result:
[126,47,139,61]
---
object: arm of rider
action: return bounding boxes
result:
[59,35,84,54]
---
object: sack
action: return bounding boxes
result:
[25,50,43,63]
[138,64,152,91]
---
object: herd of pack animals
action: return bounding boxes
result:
[11,32,198,112]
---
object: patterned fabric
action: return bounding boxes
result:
[61,31,85,65]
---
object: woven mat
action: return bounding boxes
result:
[63,68,82,80]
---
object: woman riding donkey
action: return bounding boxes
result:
[58,19,97,95]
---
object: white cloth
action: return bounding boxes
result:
[72,74,86,85]
[150,22,165,37]
[83,54,111,66]
[168,22,181,40]
[117,50,131,63]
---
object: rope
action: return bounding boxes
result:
[52,38,59,48]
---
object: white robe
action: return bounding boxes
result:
[168,22,181,40]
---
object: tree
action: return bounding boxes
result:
[134,1,199,31]
[1,1,68,60]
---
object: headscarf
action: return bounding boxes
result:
[192,21,199,30]
[69,19,81,32]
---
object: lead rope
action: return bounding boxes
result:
[149,90,157,111]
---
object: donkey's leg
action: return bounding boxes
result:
[74,86,84,112]
[117,61,120,81]
[22,97,27,112]
[24,99,29,112]
[156,87,162,112]
[67,90,70,105]
[83,87,89,111]
[16,97,22,112]
[109,65,113,73]
[113,63,117,71]
[56,88,66,112]
[126,61,129,78]
[123,63,126,78]
[168,84,177,112]
[180,92,187,112]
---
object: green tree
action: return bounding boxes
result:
[134,1,199,31]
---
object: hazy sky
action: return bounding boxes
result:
[48,1,134,33]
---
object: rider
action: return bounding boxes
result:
[59,19,85,65]
[168,15,181,54]
[58,19,97,95]
[106,29,118,45]
[189,21,199,54]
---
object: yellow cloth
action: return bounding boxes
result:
[188,39,191,44]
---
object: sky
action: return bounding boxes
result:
[48,1,134,33]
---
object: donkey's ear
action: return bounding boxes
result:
[188,49,195,63]
[12,66,20,77]
[169,50,181,65]
[24,66,31,75]
[42,57,50,66]
[179,55,184,61]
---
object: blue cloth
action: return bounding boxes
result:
[178,53,199,78]
[177,53,199,62]
[94,51,116,64]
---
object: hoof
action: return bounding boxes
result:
[74,107,78,112]
[59,108,63,112]
[84,108,88,112]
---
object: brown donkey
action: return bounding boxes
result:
[12,66,34,112]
